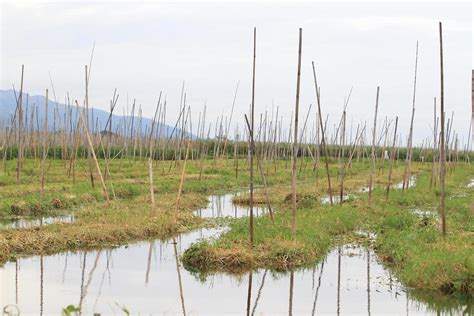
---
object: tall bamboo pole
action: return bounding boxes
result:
[402,41,419,191]
[430,98,437,188]
[385,116,398,197]
[76,100,110,206]
[175,141,191,215]
[439,22,447,235]
[41,90,48,196]
[339,111,346,204]
[249,27,256,246]
[368,87,380,205]
[291,28,302,236]
[16,65,24,184]
[311,62,333,205]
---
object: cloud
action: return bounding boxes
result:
[344,16,469,32]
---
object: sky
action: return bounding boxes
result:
[1,0,473,146]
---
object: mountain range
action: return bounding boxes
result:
[0,89,191,138]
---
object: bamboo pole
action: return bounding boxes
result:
[311,62,333,205]
[175,141,191,215]
[148,157,155,211]
[385,116,399,197]
[430,98,437,188]
[402,41,419,191]
[76,100,110,206]
[368,86,380,205]
[16,65,24,184]
[439,22,447,235]
[40,90,49,196]
[339,111,346,204]
[291,28,302,236]
[244,115,274,221]
[249,27,257,246]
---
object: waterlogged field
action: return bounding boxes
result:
[0,158,472,314]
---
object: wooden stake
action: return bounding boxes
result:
[439,22,447,235]
[312,62,333,205]
[386,116,398,197]
[148,157,155,211]
[291,28,302,236]
[76,100,110,206]
[249,27,257,246]
[368,86,380,205]
[41,90,48,196]
[175,141,191,215]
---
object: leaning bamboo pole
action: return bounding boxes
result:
[244,115,274,221]
[311,62,333,205]
[175,140,191,215]
[76,100,110,206]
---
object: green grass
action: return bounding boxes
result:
[0,157,472,301]
[182,160,474,299]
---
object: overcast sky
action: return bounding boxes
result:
[1,1,472,145]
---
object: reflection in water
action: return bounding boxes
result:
[320,194,356,205]
[0,214,75,230]
[195,194,267,218]
[394,175,417,189]
[40,256,43,316]
[145,242,153,284]
[288,271,294,316]
[173,237,187,316]
[15,261,19,305]
[251,270,267,316]
[367,248,371,316]
[0,195,469,314]
[337,247,341,316]
[311,261,324,315]
[246,272,252,316]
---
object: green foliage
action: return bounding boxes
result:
[61,305,81,316]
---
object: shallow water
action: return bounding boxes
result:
[320,194,356,204]
[0,194,468,315]
[0,214,75,230]
[394,175,417,189]
[194,193,267,218]
[467,179,474,188]
[409,208,437,218]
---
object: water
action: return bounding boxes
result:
[0,194,468,315]
[359,186,370,193]
[320,194,356,204]
[394,175,417,189]
[409,208,437,218]
[0,214,75,230]
[194,193,267,218]
[467,179,474,188]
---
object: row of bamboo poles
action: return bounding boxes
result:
[0,23,471,239]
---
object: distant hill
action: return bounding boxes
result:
[0,89,193,138]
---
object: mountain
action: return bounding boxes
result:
[0,89,193,138]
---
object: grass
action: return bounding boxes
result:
[182,160,474,300]
[0,157,472,301]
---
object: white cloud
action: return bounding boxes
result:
[344,15,469,32]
